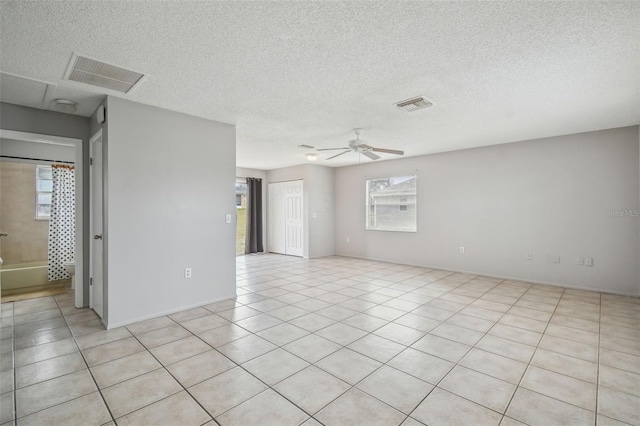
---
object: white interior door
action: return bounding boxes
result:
[285,181,303,256]
[90,137,104,318]
[268,180,304,257]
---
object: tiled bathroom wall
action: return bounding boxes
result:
[0,161,49,265]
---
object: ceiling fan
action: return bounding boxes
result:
[317,129,404,160]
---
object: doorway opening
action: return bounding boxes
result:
[235,179,247,255]
[0,129,85,307]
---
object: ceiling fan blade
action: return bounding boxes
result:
[362,151,381,160]
[317,147,350,151]
[371,147,404,155]
[358,144,373,150]
[327,150,350,160]
[297,144,315,149]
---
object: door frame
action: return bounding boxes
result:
[0,129,85,308]
[89,129,105,319]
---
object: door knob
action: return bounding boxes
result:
[94,235,103,240]
[0,232,7,237]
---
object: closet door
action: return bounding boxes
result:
[268,180,303,257]
[285,181,303,257]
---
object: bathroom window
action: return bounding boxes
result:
[36,165,53,219]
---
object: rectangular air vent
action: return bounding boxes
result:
[395,96,433,112]
[64,53,146,94]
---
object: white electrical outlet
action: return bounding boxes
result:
[526,253,533,261]
[577,257,584,265]
[585,257,593,266]
[459,247,465,254]
[346,237,350,243]
[185,268,192,278]
[225,214,231,224]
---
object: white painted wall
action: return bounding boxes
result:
[104,97,236,327]
[267,164,335,258]
[335,126,640,296]
[236,167,267,249]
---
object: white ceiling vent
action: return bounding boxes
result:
[395,96,433,112]
[64,53,146,94]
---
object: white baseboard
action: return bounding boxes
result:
[106,292,238,329]
[335,254,640,298]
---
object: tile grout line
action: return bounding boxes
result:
[4,257,638,425]
[7,295,110,424]
[240,269,509,423]
[212,266,445,424]
[53,293,118,426]
[239,262,567,423]
[497,286,565,424]
[120,321,222,426]
[402,277,538,423]
[141,309,324,425]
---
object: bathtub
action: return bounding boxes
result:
[0,261,69,296]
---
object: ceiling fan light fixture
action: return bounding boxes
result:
[306,153,318,162]
[53,98,78,113]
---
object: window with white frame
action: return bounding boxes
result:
[366,175,417,232]
[235,180,247,208]
[35,165,53,219]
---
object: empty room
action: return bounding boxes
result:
[0,1,638,425]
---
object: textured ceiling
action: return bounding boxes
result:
[0,1,638,169]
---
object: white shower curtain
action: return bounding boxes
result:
[48,165,75,281]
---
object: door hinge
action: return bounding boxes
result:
[90,158,93,166]
[90,277,93,286]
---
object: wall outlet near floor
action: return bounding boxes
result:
[585,257,593,267]
[225,214,232,224]
[526,253,533,261]
[459,247,465,254]
[577,257,584,265]
[185,268,192,278]
[346,237,350,243]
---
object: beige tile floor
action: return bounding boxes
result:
[1,254,639,425]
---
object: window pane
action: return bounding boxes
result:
[37,204,51,218]
[37,193,52,204]
[366,175,417,232]
[37,180,53,191]
[235,182,247,194]
[37,166,52,179]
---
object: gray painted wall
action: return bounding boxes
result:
[335,126,640,296]
[267,164,335,258]
[307,165,336,258]
[0,138,75,163]
[105,97,236,327]
[0,102,91,305]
